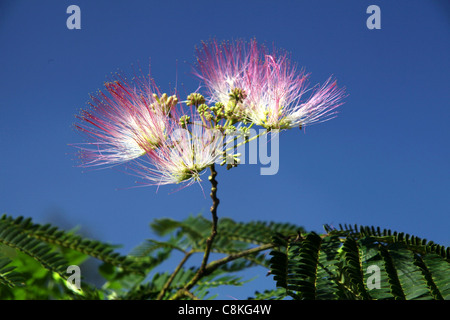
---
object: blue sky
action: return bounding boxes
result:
[0,1,449,299]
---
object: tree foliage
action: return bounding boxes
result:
[269,224,450,300]
[0,213,448,300]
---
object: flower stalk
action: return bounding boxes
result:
[203,163,220,270]
[170,164,220,300]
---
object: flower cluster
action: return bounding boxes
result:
[74,39,346,188]
[194,39,345,130]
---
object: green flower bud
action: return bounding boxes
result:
[197,103,209,115]
[229,88,247,103]
[179,115,191,129]
[186,93,206,107]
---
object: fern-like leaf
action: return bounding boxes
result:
[0,214,145,275]
[0,220,68,279]
[0,256,24,288]
[270,224,450,300]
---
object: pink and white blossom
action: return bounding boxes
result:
[193,39,261,119]
[74,75,170,168]
[194,39,346,130]
[132,113,225,187]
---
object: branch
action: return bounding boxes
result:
[199,164,220,273]
[204,243,275,276]
[156,250,194,300]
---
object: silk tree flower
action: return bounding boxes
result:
[193,39,260,122]
[194,39,346,130]
[281,77,345,130]
[74,74,176,168]
[131,112,226,187]
[246,54,346,130]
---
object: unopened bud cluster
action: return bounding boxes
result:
[152,93,178,115]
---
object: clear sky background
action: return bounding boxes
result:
[0,0,449,299]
